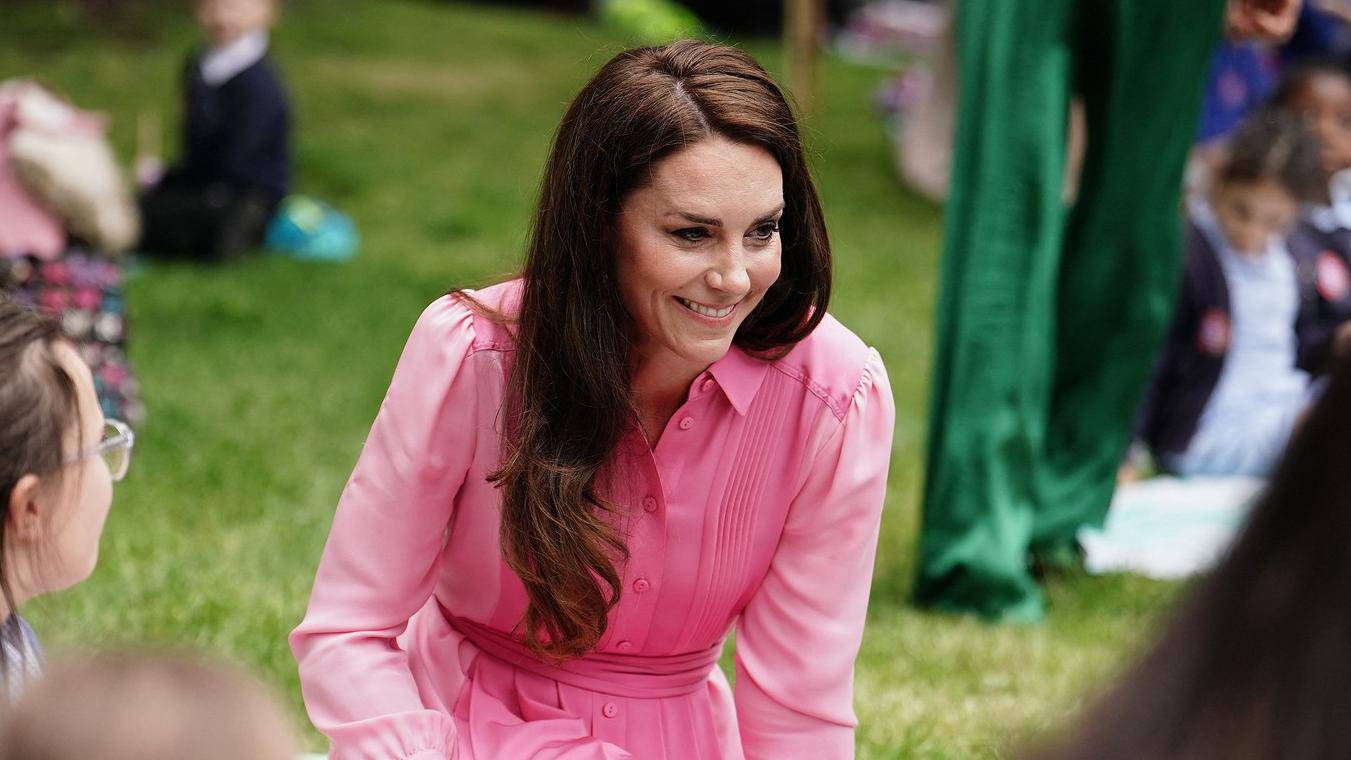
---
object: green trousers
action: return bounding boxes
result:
[913,0,1226,622]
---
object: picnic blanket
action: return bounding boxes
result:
[1079,476,1265,579]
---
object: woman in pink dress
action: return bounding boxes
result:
[290,40,894,760]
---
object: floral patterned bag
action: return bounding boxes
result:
[1,248,144,426]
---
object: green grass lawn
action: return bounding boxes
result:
[1,2,1182,756]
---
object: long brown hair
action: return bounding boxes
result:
[476,40,832,659]
[0,298,82,685]
[1026,353,1351,759]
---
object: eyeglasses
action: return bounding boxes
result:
[65,418,135,482]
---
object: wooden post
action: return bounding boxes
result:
[783,0,822,117]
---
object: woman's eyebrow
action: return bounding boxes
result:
[666,203,785,228]
[753,204,786,224]
[669,211,722,226]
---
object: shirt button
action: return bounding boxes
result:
[678,416,694,430]
[642,496,658,513]
[616,640,633,651]
[633,577,651,593]
[700,378,715,392]
[602,702,619,718]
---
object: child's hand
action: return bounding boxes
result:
[1226,0,1302,42]
[1117,462,1141,486]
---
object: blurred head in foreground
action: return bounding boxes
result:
[1026,352,1351,759]
[0,652,297,760]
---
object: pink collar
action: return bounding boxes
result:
[706,344,771,416]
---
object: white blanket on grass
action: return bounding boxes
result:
[1079,476,1264,579]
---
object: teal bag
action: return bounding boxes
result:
[264,195,358,262]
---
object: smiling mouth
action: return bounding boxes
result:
[676,297,737,319]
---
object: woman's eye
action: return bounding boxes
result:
[750,222,779,241]
[674,228,709,242]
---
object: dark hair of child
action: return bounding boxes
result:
[1217,104,1326,202]
[1271,57,1351,110]
[1025,351,1351,759]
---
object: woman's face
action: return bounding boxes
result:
[43,342,114,594]
[615,136,784,376]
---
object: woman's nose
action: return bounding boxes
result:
[705,251,751,295]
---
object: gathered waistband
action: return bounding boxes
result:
[448,614,721,699]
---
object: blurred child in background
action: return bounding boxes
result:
[1275,61,1351,374]
[138,0,290,260]
[0,652,297,760]
[0,299,131,696]
[1137,107,1324,478]
[0,80,144,426]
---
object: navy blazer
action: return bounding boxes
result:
[1137,219,1323,461]
[1287,219,1351,375]
[173,50,291,204]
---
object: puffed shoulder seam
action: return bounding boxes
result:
[853,347,884,405]
[430,293,517,357]
[769,344,885,423]
[419,293,511,359]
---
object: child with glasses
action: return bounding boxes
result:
[0,298,133,696]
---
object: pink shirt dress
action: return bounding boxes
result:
[290,280,895,760]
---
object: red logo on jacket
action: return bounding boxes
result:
[1317,250,1351,303]
[1197,308,1230,357]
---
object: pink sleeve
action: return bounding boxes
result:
[733,349,894,759]
[290,297,481,760]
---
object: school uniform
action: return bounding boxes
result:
[139,31,290,259]
[1286,173,1351,375]
[1139,202,1309,477]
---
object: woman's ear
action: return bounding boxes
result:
[7,474,47,545]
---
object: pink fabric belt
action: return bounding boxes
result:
[448,614,721,699]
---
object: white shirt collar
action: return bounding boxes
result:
[200,31,269,87]
[1304,169,1351,234]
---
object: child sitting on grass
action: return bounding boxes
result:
[1275,60,1351,375]
[1137,107,1324,477]
[138,0,290,260]
[0,298,131,695]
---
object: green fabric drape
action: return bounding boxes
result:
[914,0,1227,622]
